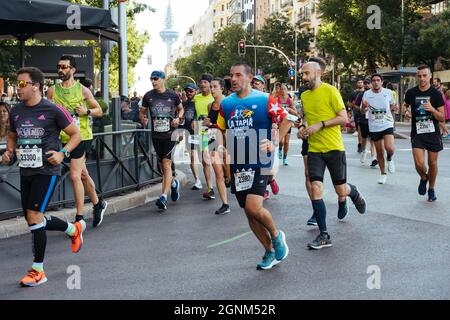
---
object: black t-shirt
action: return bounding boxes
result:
[354,89,370,123]
[142,89,181,140]
[9,98,73,176]
[181,99,196,134]
[404,86,445,139]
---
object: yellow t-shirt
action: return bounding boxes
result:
[194,93,214,119]
[301,83,346,153]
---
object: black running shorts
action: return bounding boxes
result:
[231,168,269,208]
[307,150,347,185]
[68,140,93,160]
[369,127,394,142]
[411,135,443,153]
[152,137,176,161]
[21,174,58,215]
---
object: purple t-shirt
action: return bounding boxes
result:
[9,98,73,176]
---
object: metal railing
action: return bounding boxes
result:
[0,128,162,221]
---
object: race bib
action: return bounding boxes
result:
[153,118,170,132]
[73,115,81,129]
[17,139,43,168]
[188,134,200,145]
[416,119,435,134]
[371,111,386,123]
[234,170,255,192]
[208,128,218,141]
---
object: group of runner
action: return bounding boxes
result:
[2,53,446,286]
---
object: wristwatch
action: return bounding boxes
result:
[59,148,70,158]
[87,109,91,116]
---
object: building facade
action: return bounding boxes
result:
[242,0,255,32]
[255,0,271,30]
[293,0,322,56]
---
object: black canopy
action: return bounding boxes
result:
[0,0,118,42]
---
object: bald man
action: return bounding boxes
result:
[298,62,367,250]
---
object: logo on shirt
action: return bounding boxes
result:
[228,107,254,140]
[38,115,46,121]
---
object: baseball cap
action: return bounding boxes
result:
[184,83,198,91]
[151,70,166,79]
[252,75,266,84]
[199,74,213,83]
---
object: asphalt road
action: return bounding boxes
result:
[1,130,449,299]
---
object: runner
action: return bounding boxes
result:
[193,74,215,199]
[347,79,365,153]
[180,83,202,190]
[251,75,280,200]
[403,65,445,201]
[217,63,290,270]
[299,62,367,249]
[47,55,107,227]
[361,73,397,184]
[140,70,184,210]
[203,77,230,215]
[277,84,296,166]
[2,67,84,286]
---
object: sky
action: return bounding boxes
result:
[133,0,209,95]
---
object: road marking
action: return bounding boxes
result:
[207,231,253,248]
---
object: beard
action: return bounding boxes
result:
[58,72,70,81]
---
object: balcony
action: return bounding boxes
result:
[298,8,311,26]
[281,0,294,9]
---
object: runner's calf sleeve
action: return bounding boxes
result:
[44,215,69,232]
[312,199,327,234]
[29,223,47,263]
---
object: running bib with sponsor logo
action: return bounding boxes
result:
[153,118,170,132]
[371,110,386,123]
[234,169,255,192]
[416,119,435,134]
[188,134,200,145]
[17,139,43,168]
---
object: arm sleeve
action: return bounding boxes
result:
[217,105,226,130]
[267,95,287,123]
[331,87,346,114]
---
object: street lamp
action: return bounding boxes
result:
[169,74,196,85]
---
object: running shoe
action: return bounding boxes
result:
[283,157,288,166]
[307,233,332,250]
[156,196,168,210]
[203,188,215,200]
[215,204,230,215]
[337,197,349,220]
[171,179,180,202]
[387,160,396,173]
[348,184,366,214]
[256,251,278,270]
[70,220,85,253]
[307,216,318,226]
[192,180,203,190]
[378,174,387,184]
[278,149,282,159]
[360,150,367,163]
[20,269,47,287]
[263,190,270,200]
[428,189,437,202]
[92,200,107,228]
[418,177,428,196]
[269,179,279,195]
[370,159,378,168]
[272,230,289,261]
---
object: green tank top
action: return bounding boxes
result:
[53,82,92,142]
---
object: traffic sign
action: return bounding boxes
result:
[288,68,295,77]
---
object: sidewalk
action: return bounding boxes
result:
[0,170,188,240]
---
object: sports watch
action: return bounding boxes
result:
[59,148,70,158]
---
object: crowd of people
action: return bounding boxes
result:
[0,53,448,287]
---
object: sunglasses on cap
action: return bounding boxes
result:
[17,80,34,89]
[57,64,72,70]
[150,77,160,81]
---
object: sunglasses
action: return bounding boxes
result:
[57,64,72,70]
[150,77,160,81]
[17,80,34,89]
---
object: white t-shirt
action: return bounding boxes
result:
[361,88,395,132]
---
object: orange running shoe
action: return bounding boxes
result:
[70,220,85,253]
[20,269,47,287]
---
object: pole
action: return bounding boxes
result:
[294,29,298,91]
[101,0,110,102]
[253,0,257,74]
[118,0,128,98]
[401,0,404,68]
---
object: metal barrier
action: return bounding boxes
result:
[0,129,162,220]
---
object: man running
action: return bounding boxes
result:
[403,65,445,201]
[3,67,83,286]
[217,63,290,270]
[361,73,397,184]
[347,79,365,153]
[194,74,215,200]
[299,62,367,250]
[141,70,184,210]
[47,55,107,227]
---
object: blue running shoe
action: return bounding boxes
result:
[256,251,278,270]
[418,177,428,196]
[171,179,180,202]
[272,230,289,261]
[337,198,349,220]
[428,189,437,202]
[156,196,167,210]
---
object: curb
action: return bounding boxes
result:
[0,170,188,240]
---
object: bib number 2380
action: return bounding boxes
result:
[234,170,255,192]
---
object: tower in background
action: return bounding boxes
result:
[160,0,179,62]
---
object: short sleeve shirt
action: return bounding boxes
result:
[181,99,196,134]
[362,88,395,133]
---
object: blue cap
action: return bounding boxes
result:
[253,75,266,84]
[184,83,198,91]
[151,70,166,79]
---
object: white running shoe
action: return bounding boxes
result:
[388,160,396,173]
[378,174,387,184]
[192,180,203,190]
[360,150,367,163]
